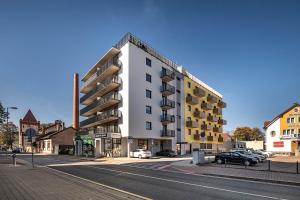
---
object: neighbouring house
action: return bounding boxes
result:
[264,103,300,156]
[36,127,76,154]
[241,140,264,150]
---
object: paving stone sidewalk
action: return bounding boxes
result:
[0,156,146,200]
[171,160,300,185]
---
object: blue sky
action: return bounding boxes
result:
[0,0,300,132]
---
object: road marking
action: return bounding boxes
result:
[86,165,288,200]
[45,166,151,200]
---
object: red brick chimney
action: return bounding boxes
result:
[73,73,79,130]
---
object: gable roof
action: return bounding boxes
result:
[22,109,38,124]
[263,103,300,129]
[37,127,76,140]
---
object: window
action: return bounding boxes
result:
[287,129,290,135]
[188,129,191,135]
[188,105,191,111]
[271,131,276,137]
[287,118,294,123]
[146,121,152,130]
[146,58,151,67]
[146,106,152,114]
[187,117,191,121]
[146,73,152,82]
[196,130,199,134]
[287,118,290,123]
[146,90,152,98]
[283,130,286,135]
[291,118,295,123]
[207,144,212,149]
[291,129,294,135]
[188,82,191,88]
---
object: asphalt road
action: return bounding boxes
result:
[14,154,300,200]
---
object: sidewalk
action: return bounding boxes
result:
[171,160,300,185]
[0,156,147,200]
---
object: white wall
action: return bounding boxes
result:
[128,43,177,140]
[265,118,291,152]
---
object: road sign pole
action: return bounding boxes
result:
[30,125,34,168]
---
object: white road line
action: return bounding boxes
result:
[45,166,151,200]
[86,165,288,200]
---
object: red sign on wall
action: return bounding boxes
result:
[273,141,284,148]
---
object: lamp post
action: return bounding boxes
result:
[6,106,18,149]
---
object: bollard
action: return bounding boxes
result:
[268,160,271,171]
[12,153,16,166]
[297,161,299,174]
[224,158,227,167]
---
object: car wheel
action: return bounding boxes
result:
[244,160,250,166]
[217,159,222,164]
[138,154,142,159]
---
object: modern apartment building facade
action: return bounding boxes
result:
[80,33,225,157]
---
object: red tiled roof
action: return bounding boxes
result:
[22,109,38,124]
[223,133,232,141]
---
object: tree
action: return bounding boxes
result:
[0,101,7,124]
[233,127,264,141]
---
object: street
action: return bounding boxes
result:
[14,154,300,200]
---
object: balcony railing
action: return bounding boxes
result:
[281,134,300,140]
[80,76,121,105]
[186,95,198,105]
[160,69,175,82]
[218,101,227,108]
[193,110,205,119]
[80,110,121,128]
[95,126,121,134]
[194,134,200,140]
[207,115,218,122]
[161,129,175,137]
[207,95,218,104]
[160,99,175,110]
[160,114,175,124]
[207,136,213,141]
[213,107,222,115]
[193,87,205,97]
[218,137,224,142]
[201,102,213,110]
[80,92,121,116]
[80,56,121,93]
[186,120,199,128]
[218,119,227,125]
[201,124,213,131]
[160,84,175,96]
[213,127,223,133]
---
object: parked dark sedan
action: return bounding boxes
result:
[12,148,21,153]
[156,150,177,157]
[215,152,258,166]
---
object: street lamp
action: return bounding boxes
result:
[6,106,18,149]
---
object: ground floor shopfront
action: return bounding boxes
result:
[94,137,176,157]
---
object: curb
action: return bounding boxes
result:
[203,173,300,186]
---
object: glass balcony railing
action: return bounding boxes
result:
[186,95,198,105]
[201,102,213,110]
[80,92,121,116]
[193,110,205,119]
[218,101,227,108]
[160,114,175,124]
[193,87,205,97]
[80,110,121,128]
[218,119,227,125]
[160,69,175,82]
[161,129,175,137]
[186,120,199,128]
[207,95,218,104]
[201,124,213,131]
[160,99,175,110]
[207,115,218,122]
[80,76,121,104]
[213,107,222,115]
[160,84,175,96]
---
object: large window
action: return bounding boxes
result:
[146,106,152,114]
[146,58,151,67]
[146,90,152,98]
[287,117,294,124]
[146,121,152,130]
[146,73,152,83]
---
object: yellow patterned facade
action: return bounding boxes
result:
[184,75,226,151]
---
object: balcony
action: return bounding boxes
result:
[161,129,175,137]
[193,110,205,119]
[160,114,175,125]
[218,119,227,125]
[160,69,175,82]
[213,127,223,133]
[207,115,218,122]
[213,107,222,115]
[207,136,213,141]
[193,87,205,97]
[201,102,213,110]
[160,99,175,110]
[218,137,224,142]
[160,84,175,96]
[218,101,227,108]
[201,124,213,131]
[207,95,218,104]
[80,92,121,116]
[194,134,200,140]
[281,134,300,140]
[80,76,121,105]
[94,126,121,138]
[80,110,121,128]
[186,95,198,105]
[81,56,121,93]
[186,120,199,128]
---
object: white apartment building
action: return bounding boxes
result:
[80,33,224,157]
